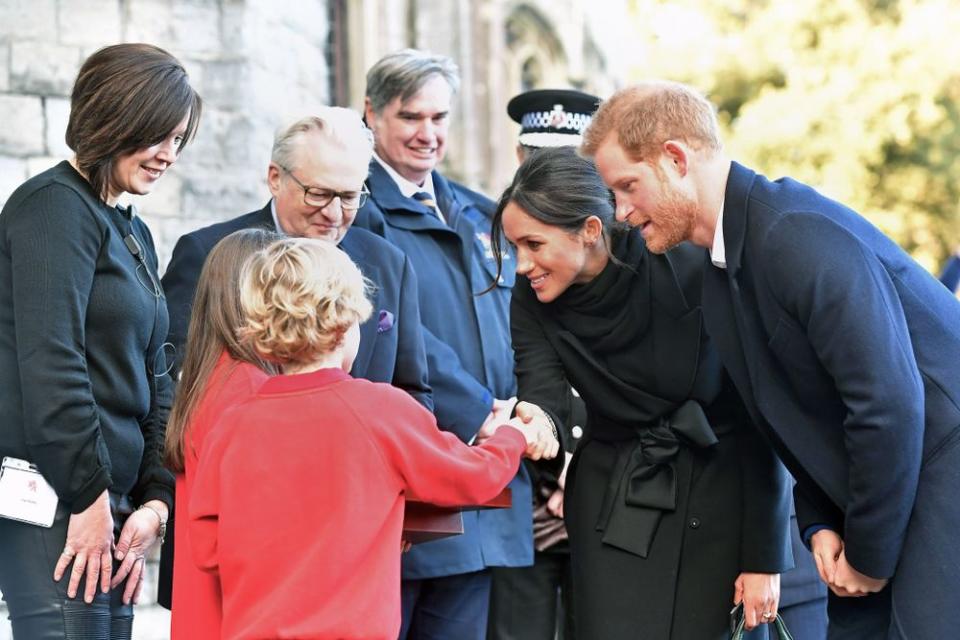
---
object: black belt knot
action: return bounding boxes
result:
[595,400,718,557]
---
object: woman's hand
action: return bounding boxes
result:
[110,500,168,604]
[53,489,114,603]
[514,402,560,460]
[546,488,564,518]
[503,415,559,460]
[734,572,780,630]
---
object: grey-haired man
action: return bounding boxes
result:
[355,50,534,640]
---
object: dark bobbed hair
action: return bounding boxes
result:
[66,43,202,201]
[489,146,626,288]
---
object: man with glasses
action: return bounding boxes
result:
[157,108,433,608]
[163,107,430,409]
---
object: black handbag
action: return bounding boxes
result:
[729,603,794,640]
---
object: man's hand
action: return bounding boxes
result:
[832,550,888,597]
[811,528,843,587]
[811,529,888,597]
[475,397,518,444]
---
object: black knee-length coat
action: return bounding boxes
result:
[511,230,793,640]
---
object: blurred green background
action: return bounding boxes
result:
[624,0,960,271]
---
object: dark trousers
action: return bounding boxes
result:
[779,596,829,640]
[157,507,174,609]
[0,493,134,640]
[827,589,897,640]
[400,570,491,640]
[488,551,574,640]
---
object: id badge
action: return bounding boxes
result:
[0,456,58,527]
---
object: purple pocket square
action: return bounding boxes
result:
[377,310,395,333]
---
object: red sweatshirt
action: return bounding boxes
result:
[189,368,525,640]
[172,352,269,640]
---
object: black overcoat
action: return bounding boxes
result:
[511,230,792,640]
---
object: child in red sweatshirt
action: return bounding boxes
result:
[189,237,555,639]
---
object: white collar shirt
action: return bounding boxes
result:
[373,153,445,223]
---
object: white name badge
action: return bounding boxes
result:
[0,456,58,528]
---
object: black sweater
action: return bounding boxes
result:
[0,161,173,513]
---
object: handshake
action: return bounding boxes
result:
[477,398,560,461]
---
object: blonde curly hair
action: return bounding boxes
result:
[238,238,373,365]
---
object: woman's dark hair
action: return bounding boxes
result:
[489,146,625,288]
[66,43,202,201]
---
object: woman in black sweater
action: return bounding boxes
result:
[490,147,792,639]
[0,44,200,638]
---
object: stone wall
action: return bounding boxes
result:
[0,2,331,635]
[0,0,332,272]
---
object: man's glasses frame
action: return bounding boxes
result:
[280,165,369,210]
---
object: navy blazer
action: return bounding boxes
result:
[702,162,960,585]
[160,203,432,409]
[355,162,533,579]
[940,254,960,293]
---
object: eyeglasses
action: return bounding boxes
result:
[280,165,369,210]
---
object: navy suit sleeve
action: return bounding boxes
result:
[940,254,960,293]
[353,203,387,237]
[392,255,433,412]
[421,327,493,442]
[762,212,924,579]
[732,392,794,573]
[161,233,207,379]
[354,201,491,442]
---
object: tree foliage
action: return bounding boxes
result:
[625,0,960,270]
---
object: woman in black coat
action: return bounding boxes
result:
[490,147,792,639]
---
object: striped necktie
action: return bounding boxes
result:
[413,191,440,218]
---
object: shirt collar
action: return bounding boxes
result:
[373,152,436,201]
[269,198,285,235]
[710,201,727,269]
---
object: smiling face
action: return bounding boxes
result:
[365,74,452,185]
[593,136,699,254]
[108,113,189,204]
[268,130,369,243]
[501,201,607,303]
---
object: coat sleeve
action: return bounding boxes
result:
[510,283,574,449]
[187,423,225,574]
[160,232,207,380]
[421,327,493,442]
[761,212,924,579]
[8,187,112,512]
[731,387,794,573]
[940,253,960,293]
[361,386,525,506]
[356,200,492,441]
[391,255,433,411]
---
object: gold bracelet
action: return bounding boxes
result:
[138,503,167,545]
